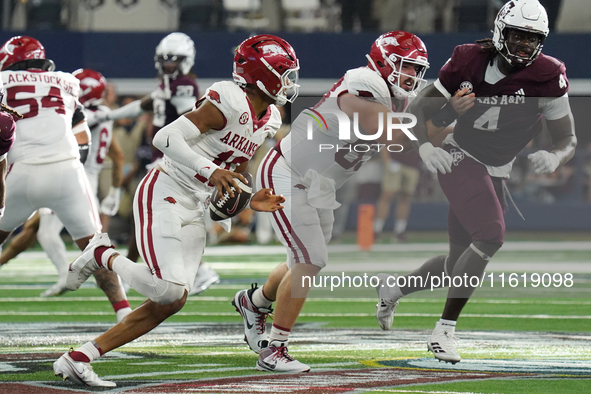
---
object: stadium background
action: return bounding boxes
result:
[3,0,591,234]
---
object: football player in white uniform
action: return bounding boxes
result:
[0,69,127,298]
[54,34,297,387]
[232,31,434,373]
[0,36,130,318]
[0,73,21,218]
[96,32,219,295]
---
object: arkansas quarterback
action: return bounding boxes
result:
[54,34,295,387]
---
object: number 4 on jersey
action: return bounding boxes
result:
[473,106,500,132]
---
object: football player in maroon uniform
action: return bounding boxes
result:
[375,0,576,364]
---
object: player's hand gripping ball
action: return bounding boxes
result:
[209,172,253,221]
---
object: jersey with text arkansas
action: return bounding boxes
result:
[437,44,568,167]
[280,66,401,189]
[84,105,113,178]
[160,81,281,195]
[1,70,81,164]
[151,75,199,131]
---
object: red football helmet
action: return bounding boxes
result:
[367,31,429,99]
[72,68,107,107]
[0,36,54,71]
[232,35,299,107]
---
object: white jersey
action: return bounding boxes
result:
[160,81,281,197]
[1,70,81,165]
[84,105,113,179]
[2,70,80,164]
[280,67,396,189]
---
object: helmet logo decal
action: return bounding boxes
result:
[261,44,286,56]
[460,81,473,94]
[380,37,399,47]
[239,112,249,125]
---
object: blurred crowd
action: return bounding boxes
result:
[7,0,572,34]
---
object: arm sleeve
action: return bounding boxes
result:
[539,94,571,120]
[111,99,144,120]
[153,116,219,179]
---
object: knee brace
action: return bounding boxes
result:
[148,278,186,305]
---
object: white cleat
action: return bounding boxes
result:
[40,281,68,297]
[232,284,272,354]
[66,233,112,291]
[427,322,461,364]
[188,263,220,296]
[375,273,400,330]
[256,345,310,373]
[53,351,116,387]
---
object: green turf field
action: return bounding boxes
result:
[0,233,589,393]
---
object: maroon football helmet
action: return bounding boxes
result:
[367,31,429,99]
[232,35,299,107]
[72,68,107,107]
[0,36,55,71]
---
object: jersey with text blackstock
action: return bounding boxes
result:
[84,105,114,179]
[159,81,280,197]
[1,70,82,165]
[281,66,403,189]
[436,44,570,168]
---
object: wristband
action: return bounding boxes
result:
[0,206,4,218]
[431,101,458,127]
[194,155,219,180]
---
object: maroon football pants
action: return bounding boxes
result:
[438,145,506,248]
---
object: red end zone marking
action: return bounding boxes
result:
[130,368,522,393]
[0,383,88,394]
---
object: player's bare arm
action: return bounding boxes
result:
[546,113,577,163]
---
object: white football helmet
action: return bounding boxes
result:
[492,0,549,67]
[154,32,196,77]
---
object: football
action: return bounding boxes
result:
[209,172,253,221]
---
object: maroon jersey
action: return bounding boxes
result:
[0,111,16,156]
[438,44,568,166]
[151,74,199,161]
[152,74,199,132]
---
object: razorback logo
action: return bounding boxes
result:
[164,197,177,204]
[208,90,221,104]
[294,184,307,190]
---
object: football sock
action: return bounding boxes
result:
[268,324,290,346]
[394,219,407,235]
[438,318,457,331]
[70,341,103,363]
[374,218,385,233]
[94,246,116,269]
[113,300,132,322]
[252,286,273,309]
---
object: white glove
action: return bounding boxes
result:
[419,142,453,174]
[86,107,111,128]
[527,150,560,174]
[100,186,122,216]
